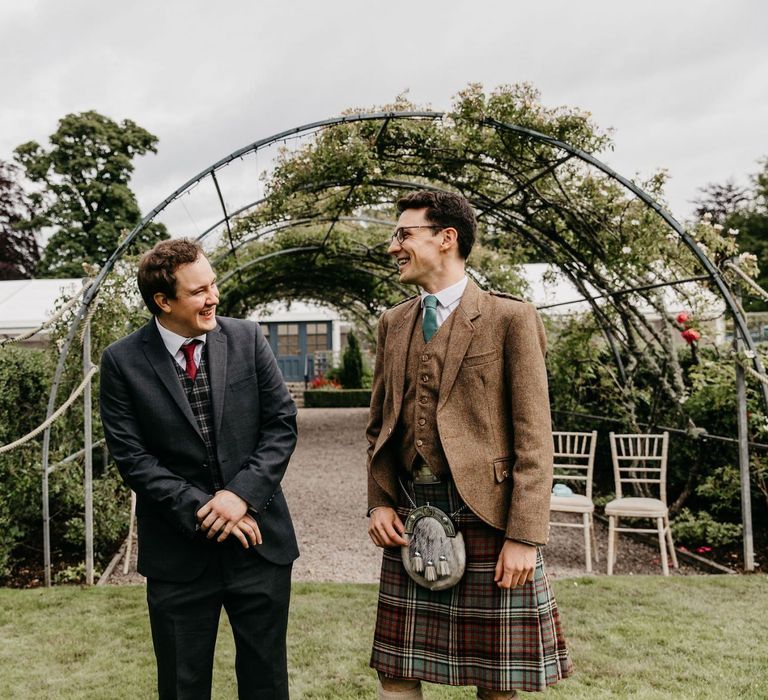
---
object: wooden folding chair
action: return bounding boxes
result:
[550,430,599,573]
[606,432,679,575]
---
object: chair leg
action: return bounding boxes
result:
[583,513,592,573]
[607,515,615,575]
[657,517,669,576]
[590,514,600,563]
[612,516,620,566]
[664,515,679,569]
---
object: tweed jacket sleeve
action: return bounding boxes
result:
[366,311,397,512]
[502,302,553,543]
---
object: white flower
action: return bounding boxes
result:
[713,223,724,232]
[630,219,640,226]
[666,232,677,242]
[728,228,739,236]
[739,252,758,264]
[622,246,632,254]
[702,212,713,221]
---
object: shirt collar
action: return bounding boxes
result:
[154,316,207,357]
[420,275,468,309]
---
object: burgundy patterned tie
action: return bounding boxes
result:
[180,340,201,381]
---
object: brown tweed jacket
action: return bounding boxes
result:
[366,279,554,544]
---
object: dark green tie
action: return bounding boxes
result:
[423,295,439,342]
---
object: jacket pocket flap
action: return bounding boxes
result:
[493,457,514,483]
[462,350,499,367]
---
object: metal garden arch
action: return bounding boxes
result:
[38,110,763,584]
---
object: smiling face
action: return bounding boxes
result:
[388,207,448,291]
[154,254,219,337]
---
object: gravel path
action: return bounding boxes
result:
[108,407,702,584]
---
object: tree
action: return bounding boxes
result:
[0,160,41,279]
[695,159,768,311]
[14,111,167,277]
[340,331,364,389]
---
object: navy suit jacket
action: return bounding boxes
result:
[99,316,299,581]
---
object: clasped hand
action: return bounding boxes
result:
[196,490,262,549]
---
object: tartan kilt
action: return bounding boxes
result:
[370,479,573,692]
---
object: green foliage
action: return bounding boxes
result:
[340,332,364,389]
[695,158,768,311]
[671,508,743,548]
[14,110,168,277]
[304,389,371,408]
[0,159,41,279]
[0,347,51,576]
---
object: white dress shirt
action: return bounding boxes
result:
[155,317,207,372]
[419,275,468,328]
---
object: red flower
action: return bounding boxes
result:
[676,312,689,325]
[681,328,701,344]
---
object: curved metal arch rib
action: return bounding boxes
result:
[478,116,768,411]
[47,109,768,450]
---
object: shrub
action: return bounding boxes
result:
[671,508,743,548]
[340,332,364,389]
[0,347,51,577]
[304,389,371,408]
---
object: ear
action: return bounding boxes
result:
[440,227,459,251]
[154,292,172,314]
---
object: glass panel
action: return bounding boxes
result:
[277,323,299,355]
[306,322,328,352]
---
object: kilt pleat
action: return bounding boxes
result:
[370,479,573,692]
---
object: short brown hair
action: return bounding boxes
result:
[396,190,477,259]
[137,238,204,316]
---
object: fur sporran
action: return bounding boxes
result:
[400,504,466,591]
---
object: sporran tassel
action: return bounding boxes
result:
[438,555,450,577]
[411,551,424,573]
[425,560,437,581]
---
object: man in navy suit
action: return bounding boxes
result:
[100,238,298,699]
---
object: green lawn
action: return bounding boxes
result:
[0,576,766,699]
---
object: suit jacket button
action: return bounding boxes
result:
[416,439,423,447]
[502,470,509,478]
[387,428,392,435]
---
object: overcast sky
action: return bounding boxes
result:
[1,0,766,227]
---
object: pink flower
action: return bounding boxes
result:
[676,312,689,325]
[681,328,701,344]
[695,546,712,554]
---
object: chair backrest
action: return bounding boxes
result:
[552,431,598,499]
[608,432,669,502]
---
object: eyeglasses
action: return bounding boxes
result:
[391,225,444,244]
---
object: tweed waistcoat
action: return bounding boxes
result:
[173,350,223,490]
[396,310,456,477]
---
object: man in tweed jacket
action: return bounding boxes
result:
[100,239,298,699]
[367,191,572,699]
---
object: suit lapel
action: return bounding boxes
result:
[206,325,228,436]
[438,279,482,410]
[388,298,421,415]
[141,322,203,438]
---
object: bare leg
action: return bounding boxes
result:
[377,673,423,699]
